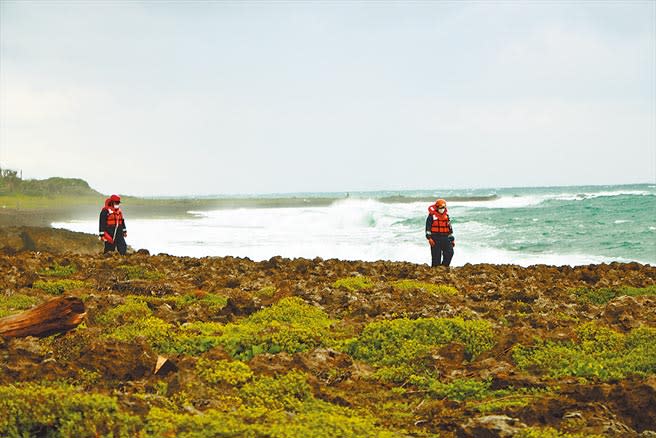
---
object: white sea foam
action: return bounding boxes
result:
[52,196,625,267]
[552,190,653,201]
[55,184,656,265]
[452,188,653,210]
[449,196,546,209]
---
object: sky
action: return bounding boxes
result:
[0,1,654,197]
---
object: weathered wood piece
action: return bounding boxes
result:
[0,296,86,338]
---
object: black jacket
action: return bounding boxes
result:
[99,209,126,236]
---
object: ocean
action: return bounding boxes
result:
[53,184,656,267]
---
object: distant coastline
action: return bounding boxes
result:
[0,173,504,226]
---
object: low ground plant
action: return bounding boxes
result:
[139,291,227,313]
[146,371,400,438]
[219,297,336,360]
[512,323,656,381]
[196,358,253,386]
[255,285,277,298]
[118,264,163,280]
[33,279,90,295]
[96,297,222,355]
[0,293,41,318]
[95,296,338,358]
[333,276,375,292]
[347,317,495,384]
[392,279,458,296]
[428,377,491,401]
[0,376,401,438]
[516,427,603,438]
[38,263,76,277]
[572,285,656,305]
[0,382,141,437]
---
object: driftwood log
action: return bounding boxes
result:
[0,296,86,339]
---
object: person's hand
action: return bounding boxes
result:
[428,238,436,247]
[451,240,455,247]
[102,232,114,244]
[123,231,127,238]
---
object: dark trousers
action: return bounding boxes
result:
[430,235,454,267]
[104,233,127,255]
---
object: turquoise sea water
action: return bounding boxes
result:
[404,184,656,264]
[463,190,655,264]
[55,183,655,266]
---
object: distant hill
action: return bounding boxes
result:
[0,169,101,197]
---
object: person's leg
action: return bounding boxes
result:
[116,235,127,255]
[441,239,454,266]
[430,242,442,267]
[103,241,115,253]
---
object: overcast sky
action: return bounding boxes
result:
[1,1,654,196]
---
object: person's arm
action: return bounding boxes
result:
[99,210,108,234]
[99,209,113,242]
[426,215,436,247]
[425,215,433,239]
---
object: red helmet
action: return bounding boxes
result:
[435,199,447,208]
[109,194,121,204]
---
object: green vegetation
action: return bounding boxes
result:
[95,296,336,358]
[118,264,163,280]
[0,382,140,437]
[0,293,41,318]
[0,376,400,438]
[140,291,227,314]
[239,371,312,411]
[333,276,375,292]
[424,379,553,415]
[220,296,336,360]
[3,251,652,437]
[572,284,656,305]
[465,385,553,414]
[33,279,90,295]
[513,323,656,381]
[255,285,277,298]
[392,279,458,296]
[196,358,253,385]
[0,168,100,197]
[38,263,77,277]
[144,408,252,438]
[145,372,399,438]
[516,427,603,438]
[108,314,174,351]
[347,317,495,384]
[333,277,458,297]
[224,372,398,437]
[96,298,222,355]
[473,394,535,414]
[428,377,492,401]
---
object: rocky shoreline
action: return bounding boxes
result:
[0,227,655,437]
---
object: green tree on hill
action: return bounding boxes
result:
[0,168,100,197]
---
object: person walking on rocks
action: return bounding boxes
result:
[99,194,128,255]
[425,199,455,267]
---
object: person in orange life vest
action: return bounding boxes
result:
[425,199,455,267]
[99,194,127,255]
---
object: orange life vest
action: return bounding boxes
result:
[105,208,124,227]
[430,212,451,234]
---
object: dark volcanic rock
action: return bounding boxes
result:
[78,338,157,381]
[0,226,100,255]
[0,236,655,436]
